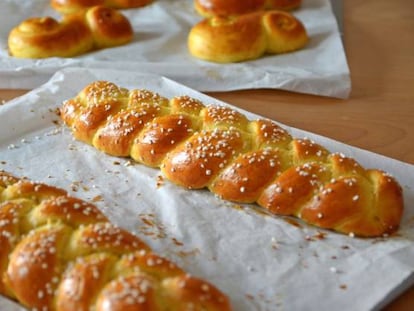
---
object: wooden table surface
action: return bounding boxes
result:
[0,0,413,310]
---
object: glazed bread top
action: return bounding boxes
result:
[60,81,404,237]
[188,10,308,63]
[51,0,154,14]
[8,5,133,58]
[194,0,302,17]
[0,171,232,311]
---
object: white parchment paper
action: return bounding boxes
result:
[0,68,412,311]
[0,0,350,98]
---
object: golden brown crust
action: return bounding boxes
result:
[56,253,116,311]
[7,16,94,58]
[95,274,160,311]
[5,224,71,309]
[0,171,232,310]
[131,114,195,167]
[162,274,233,310]
[188,12,267,63]
[8,5,133,59]
[35,196,108,226]
[51,0,154,14]
[202,105,250,132]
[195,0,266,18]
[0,201,32,297]
[258,162,331,215]
[73,99,124,143]
[187,10,308,63]
[162,129,246,189]
[265,0,302,11]
[210,149,281,203]
[59,81,404,237]
[262,10,309,54]
[84,5,134,48]
[116,251,185,279]
[93,106,162,157]
[194,0,301,17]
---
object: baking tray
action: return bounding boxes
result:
[1,68,413,311]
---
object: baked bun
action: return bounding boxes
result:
[51,0,154,14]
[265,0,302,11]
[194,0,265,18]
[8,5,133,58]
[0,171,232,311]
[188,10,308,63]
[60,81,404,237]
[194,0,301,17]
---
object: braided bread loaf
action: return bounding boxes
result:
[0,171,232,311]
[194,0,302,18]
[188,10,308,63]
[8,5,133,59]
[60,81,404,238]
[51,0,154,14]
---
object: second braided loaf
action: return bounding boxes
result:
[60,81,404,237]
[0,171,232,311]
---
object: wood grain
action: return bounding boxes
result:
[0,0,413,309]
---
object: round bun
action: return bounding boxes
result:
[8,6,133,59]
[84,5,134,48]
[194,0,302,17]
[194,0,265,18]
[188,12,267,63]
[265,0,302,11]
[51,0,154,14]
[262,10,309,54]
[8,16,94,58]
[188,10,308,63]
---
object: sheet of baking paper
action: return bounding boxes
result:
[0,0,351,98]
[0,68,412,311]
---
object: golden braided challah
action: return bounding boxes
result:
[8,5,133,59]
[188,10,308,63]
[60,81,404,238]
[51,0,154,14]
[194,0,302,18]
[0,171,232,311]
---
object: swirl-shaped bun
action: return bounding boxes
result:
[194,0,302,17]
[194,0,265,18]
[188,10,308,63]
[84,5,134,48]
[0,171,233,311]
[265,0,302,11]
[60,81,404,237]
[262,9,308,54]
[8,5,133,59]
[51,0,154,14]
[7,16,93,58]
